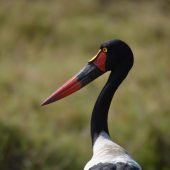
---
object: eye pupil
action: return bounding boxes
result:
[103,48,107,53]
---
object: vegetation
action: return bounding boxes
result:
[0,0,170,169]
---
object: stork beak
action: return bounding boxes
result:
[41,50,107,106]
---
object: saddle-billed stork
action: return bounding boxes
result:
[42,39,142,170]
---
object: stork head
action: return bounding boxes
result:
[41,39,134,106]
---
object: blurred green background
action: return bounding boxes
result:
[0,0,170,170]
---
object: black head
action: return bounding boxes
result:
[100,39,134,72]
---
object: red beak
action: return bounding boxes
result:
[41,50,107,106]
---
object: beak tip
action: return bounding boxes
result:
[41,95,59,106]
[41,98,53,106]
[41,100,48,106]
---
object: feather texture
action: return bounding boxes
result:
[84,132,141,170]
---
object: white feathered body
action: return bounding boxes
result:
[84,131,141,170]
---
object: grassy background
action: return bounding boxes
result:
[0,0,170,170]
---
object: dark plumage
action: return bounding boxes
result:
[89,162,140,170]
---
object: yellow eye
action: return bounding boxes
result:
[103,47,107,53]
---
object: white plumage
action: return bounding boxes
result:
[84,131,141,170]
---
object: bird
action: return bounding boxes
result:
[42,39,142,170]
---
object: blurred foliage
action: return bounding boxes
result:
[0,0,170,170]
[0,124,29,170]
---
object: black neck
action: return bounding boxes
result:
[91,67,129,145]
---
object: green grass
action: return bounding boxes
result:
[0,0,170,170]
